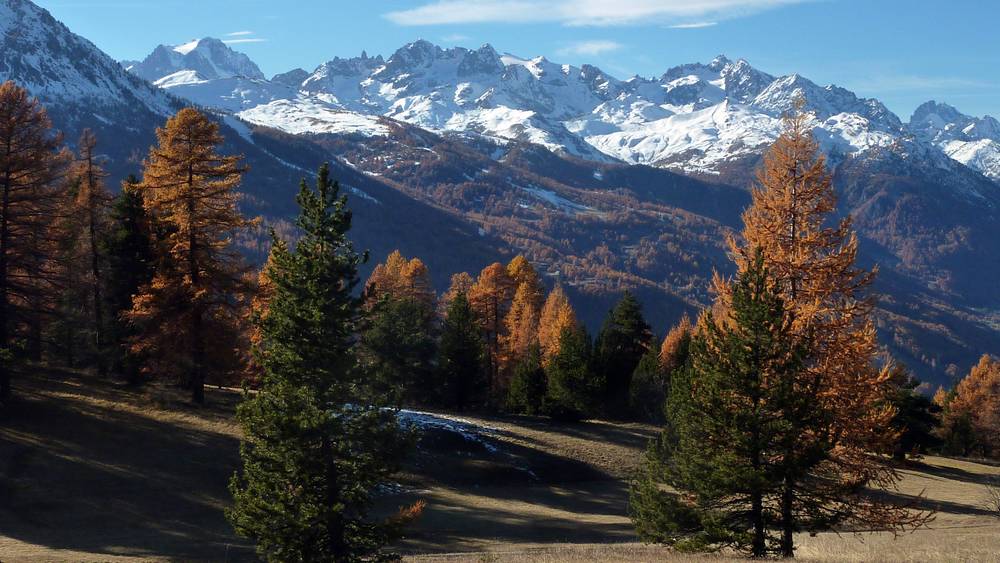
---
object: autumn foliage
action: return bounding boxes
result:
[127,108,255,403]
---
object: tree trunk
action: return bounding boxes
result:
[780,476,795,558]
[87,157,105,373]
[322,433,347,557]
[187,167,204,404]
[0,162,10,403]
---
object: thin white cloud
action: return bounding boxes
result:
[848,74,995,93]
[669,21,718,28]
[384,0,808,27]
[226,31,254,37]
[441,33,471,42]
[557,40,624,56]
[222,38,268,45]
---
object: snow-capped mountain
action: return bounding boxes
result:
[128,38,998,187]
[0,0,172,113]
[909,101,1000,181]
[126,37,265,83]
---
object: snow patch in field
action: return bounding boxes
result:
[397,410,499,453]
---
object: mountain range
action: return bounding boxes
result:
[3,0,1000,387]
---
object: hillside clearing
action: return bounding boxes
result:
[0,369,997,562]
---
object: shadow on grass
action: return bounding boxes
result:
[0,368,254,562]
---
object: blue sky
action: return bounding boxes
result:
[37,0,1000,119]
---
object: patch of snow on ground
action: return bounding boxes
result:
[397,410,500,453]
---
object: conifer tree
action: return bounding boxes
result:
[537,284,577,367]
[102,177,154,382]
[630,315,694,421]
[0,81,69,403]
[468,262,515,402]
[365,250,435,308]
[438,291,486,410]
[630,252,807,557]
[440,271,474,312]
[594,290,653,417]
[506,344,546,415]
[713,109,929,554]
[501,281,541,382]
[941,355,1000,457]
[69,129,112,369]
[885,365,941,461]
[127,108,254,403]
[659,315,693,375]
[506,255,545,311]
[229,164,410,561]
[361,296,438,407]
[544,326,598,421]
[629,348,666,422]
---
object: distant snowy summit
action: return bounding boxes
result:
[124,37,1000,184]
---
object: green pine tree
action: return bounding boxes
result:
[506,344,546,415]
[544,326,599,421]
[101,176,154,383]
[361,295,438,407]
[628,347,667,422]
[630,252,808,557]
[595,291,653,418]
[886,365,941,461]
[228,164,410,562]
[437,291,486,411]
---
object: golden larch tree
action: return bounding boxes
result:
[128,108,255,403]
[69,129,112,362]
[0,81,69,402]
[506,255,545,311]
[364,249,435,308]
[945,354,1000,456]
[537,283,578,367]
[658,313,692,374]
[715,108,926,554]
[468,262,515,397]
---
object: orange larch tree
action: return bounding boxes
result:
[69,129,112,366]
[0,81,69,402]
[537,283,578,367]
[468,262,515,399]
[715,108,927,554]
[364,250,435,309]
[943,354,1000,457]
[128,108,255,404]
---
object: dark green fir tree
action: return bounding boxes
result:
[437,291,487,411]
[506,344,546,415]
[544,326,599,421]
[101,176,154,383]
[595,291,653,418]
[361,294,438,407]
[629,252,808,557]
[228,164,411,562]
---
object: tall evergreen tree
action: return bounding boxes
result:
[595,291,653,418]
[885,365,941,461]
[229,164,410,561]
[361,295,438,407]
[506,344,546,415]
[544,326,598,421]
[102,177,154,382]
[630,252,808,557]
[437,291,486,411]
[127,108,254,403]
[0,81,69,403]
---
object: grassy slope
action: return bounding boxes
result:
[1,370,998,562]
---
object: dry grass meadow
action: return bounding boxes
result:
[0,369,998,562]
